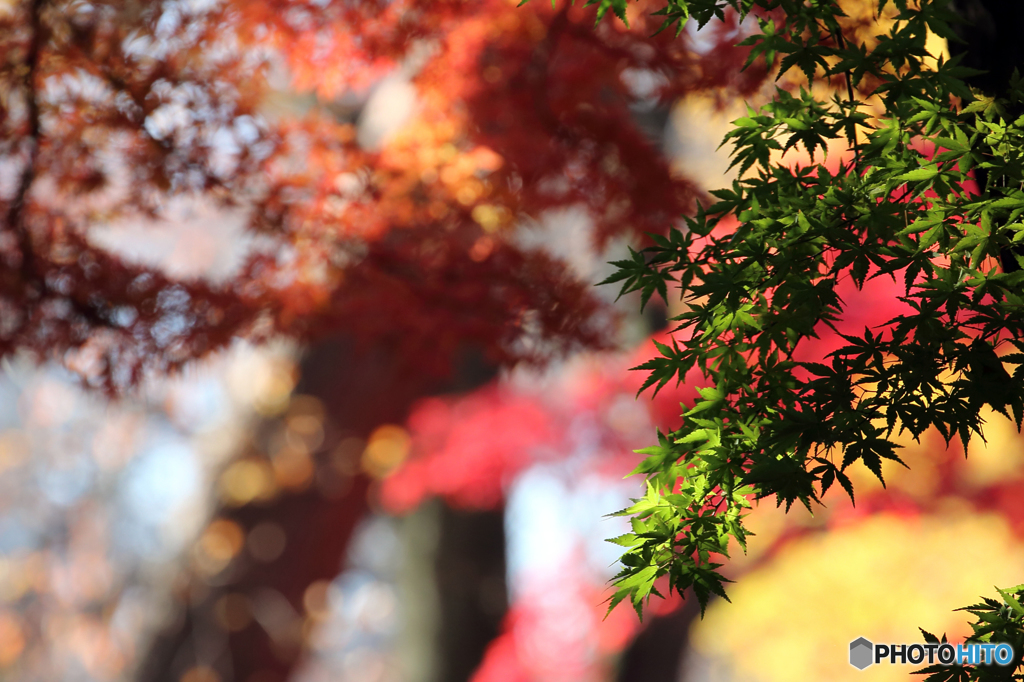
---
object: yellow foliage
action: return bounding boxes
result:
[692,512,1024,682]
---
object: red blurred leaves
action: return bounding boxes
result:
[381,337,705,512]
[382,386,557,512]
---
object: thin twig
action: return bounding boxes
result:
[832,29,862,171]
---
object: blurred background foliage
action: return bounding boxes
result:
[0,1,1022,682]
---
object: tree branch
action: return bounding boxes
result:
[7,0,44,291]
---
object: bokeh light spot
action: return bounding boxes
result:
[195,519,245,576]
[219,459,276,506]
[180,665,220,682]
[0,610,25,666]
[214,593,252,632]
[361,425,410,479]
[247,522,287,563]
[302,580,333,621]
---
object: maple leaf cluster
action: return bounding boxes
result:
[0,0,768,392]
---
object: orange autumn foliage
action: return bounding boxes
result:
[0,0,767,391]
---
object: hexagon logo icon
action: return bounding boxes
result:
[850,637,874,670]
